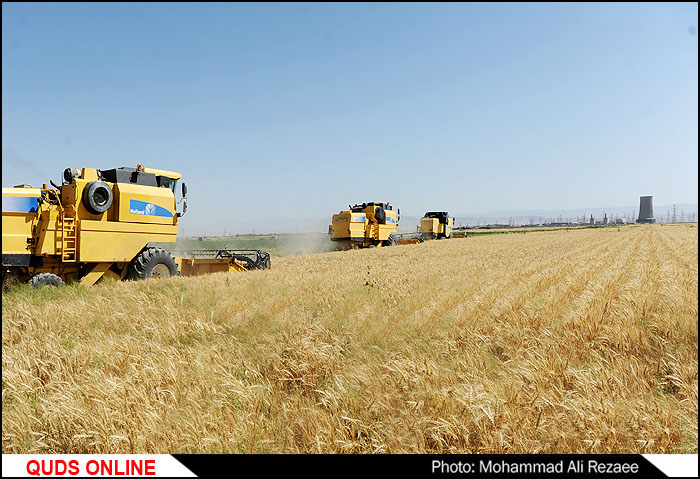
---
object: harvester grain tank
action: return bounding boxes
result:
[418,211,454,239]
[2,165,270,288]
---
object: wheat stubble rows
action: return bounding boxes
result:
[2,224,697,453]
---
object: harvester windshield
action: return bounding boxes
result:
[157,175,178,192]
[143,167,181,193]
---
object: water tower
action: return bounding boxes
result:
[636,196,655,223]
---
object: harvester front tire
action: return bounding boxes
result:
[129,247,180,280]
[31,273,65,288]
[83,181,113,214]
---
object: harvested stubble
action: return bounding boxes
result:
[2,224,697,453]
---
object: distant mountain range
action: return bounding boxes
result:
[449,203,699,228]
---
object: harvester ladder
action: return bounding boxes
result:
[59,208,78,262]
[366,220,379,243]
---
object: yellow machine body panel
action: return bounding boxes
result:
[1,187,41,256]
[420,217,439,236]
[419,212,453,238]
[443,216,454,237]
[79,220,177,262]
[378,209,398,241]
[34,209,59,256]
[113,183,177,225]
[176,257,248,276]
[330,211,368,241]
[330,202,398,247]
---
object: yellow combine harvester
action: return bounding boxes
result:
[418,211,454,239]
[329,202,398,249]
[2,165,270,288]
[328,202,424,249]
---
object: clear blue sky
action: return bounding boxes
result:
[2,3,697,234]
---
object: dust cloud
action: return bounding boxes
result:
[276,233,338,256]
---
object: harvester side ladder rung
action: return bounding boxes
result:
[60,211,77,262]
[369,221,379,241]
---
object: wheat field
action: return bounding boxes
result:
[2,224,697,454]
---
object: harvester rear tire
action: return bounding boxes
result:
[31,273,65,288]
[128,247,180,280]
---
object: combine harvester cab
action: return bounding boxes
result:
[2,165,270,288]
[328,202,423,249]
[419,212,454,239]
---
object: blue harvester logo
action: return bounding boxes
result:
[129,200,173,217]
